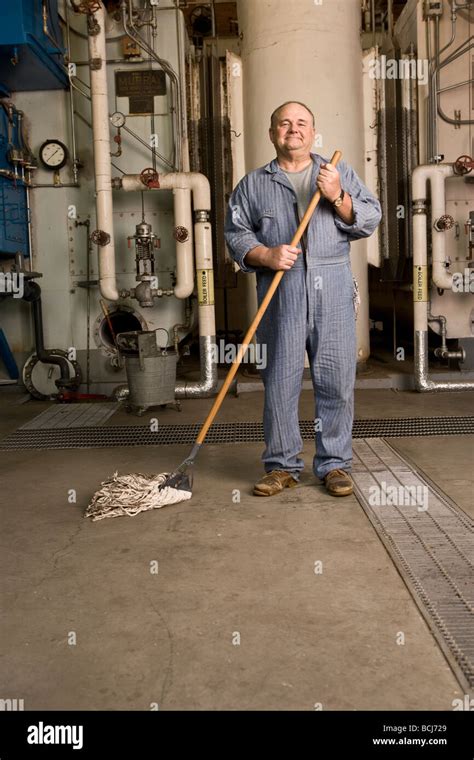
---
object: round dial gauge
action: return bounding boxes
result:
[110,111,126,128]
[39,139,68,170]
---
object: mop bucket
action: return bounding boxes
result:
[116,329,177,415]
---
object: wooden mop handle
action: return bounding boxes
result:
[196,150,343,445]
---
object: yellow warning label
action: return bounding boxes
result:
[413,265,428,302]
[197,269,215,306]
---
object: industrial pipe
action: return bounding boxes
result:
[120,0,182,170]
[428,312,465,361]
[88,1,119,301]
[22,281,72,388]
[172,188,194,299]
[120,172,218,398]
[412,163,455,290]
[412,165,474,391]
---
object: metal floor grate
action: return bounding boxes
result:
[19,403,119,430]
[1,415,473,450]
[352,438,474,692]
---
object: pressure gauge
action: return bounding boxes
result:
[39,139,68,170]
[110,111,126,128]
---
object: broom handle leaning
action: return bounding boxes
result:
[195,150,342,446]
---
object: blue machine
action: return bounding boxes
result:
[0,0,67,93]
[0,0,68,259]
[0,101,30,259]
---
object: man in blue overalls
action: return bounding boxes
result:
[224,102,382,497]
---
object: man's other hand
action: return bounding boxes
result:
[317,163,341,203]
[244,244,302,270]
[262,245,302,270]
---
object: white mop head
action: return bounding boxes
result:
[85,471,192,521]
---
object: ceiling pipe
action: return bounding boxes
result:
[88,1,119,302]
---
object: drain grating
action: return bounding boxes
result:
[19,403,119,430]
[352,438,474,692]
[1,415,473,449]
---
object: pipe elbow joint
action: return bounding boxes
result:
[173,283,194,300]
[414,375,435,392]
[432,268,453,290]
[99,278,120,302]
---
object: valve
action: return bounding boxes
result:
[453,155,474,176]
[140,167,159,188]
[76,0,101,13]
[434,214,455,232]
[90,229,111,246]
[173,226,190,243]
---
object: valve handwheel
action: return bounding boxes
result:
[453,155,474,176]
[434,214,455,232]
[140,167,160,188]
[90,229,111,246]
[76,0,101,13]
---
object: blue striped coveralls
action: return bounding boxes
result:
[224,153,382,480]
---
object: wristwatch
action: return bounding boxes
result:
[332,189,345,207]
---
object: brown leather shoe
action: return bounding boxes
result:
[324,469,353,497]
[253,470,298,497]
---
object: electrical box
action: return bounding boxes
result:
[0,0,67,93]
[424,1,443,18]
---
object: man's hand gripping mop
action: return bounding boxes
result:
[85,151,342,520]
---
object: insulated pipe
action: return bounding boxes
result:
[412,166,474,392]
[121,172,218,398]
[88,2,119,301]
[172,188,194,299]
[121,174,207,300]
[412,164,455,290]
[121,173,211,210]
[22,281,72,388]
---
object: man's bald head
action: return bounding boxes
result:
[270,101,315,129]
[269,102,316,162]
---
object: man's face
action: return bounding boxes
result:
[269,104,316,155]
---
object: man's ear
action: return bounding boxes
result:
[269,128,275,144]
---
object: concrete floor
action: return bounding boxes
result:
[0,387,472,710]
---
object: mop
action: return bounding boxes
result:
[85,150,342,521]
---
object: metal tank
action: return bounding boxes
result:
[236,0,372,362]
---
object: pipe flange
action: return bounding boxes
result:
[173,226,190,243]
[453,155,474,176]
[22,350,82,400]
[77,0,101,14]
[434,214,455,232]
[90,229,111,246]
[194,209,210,222]
[412,199,427,215]
[140,167,160,188]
